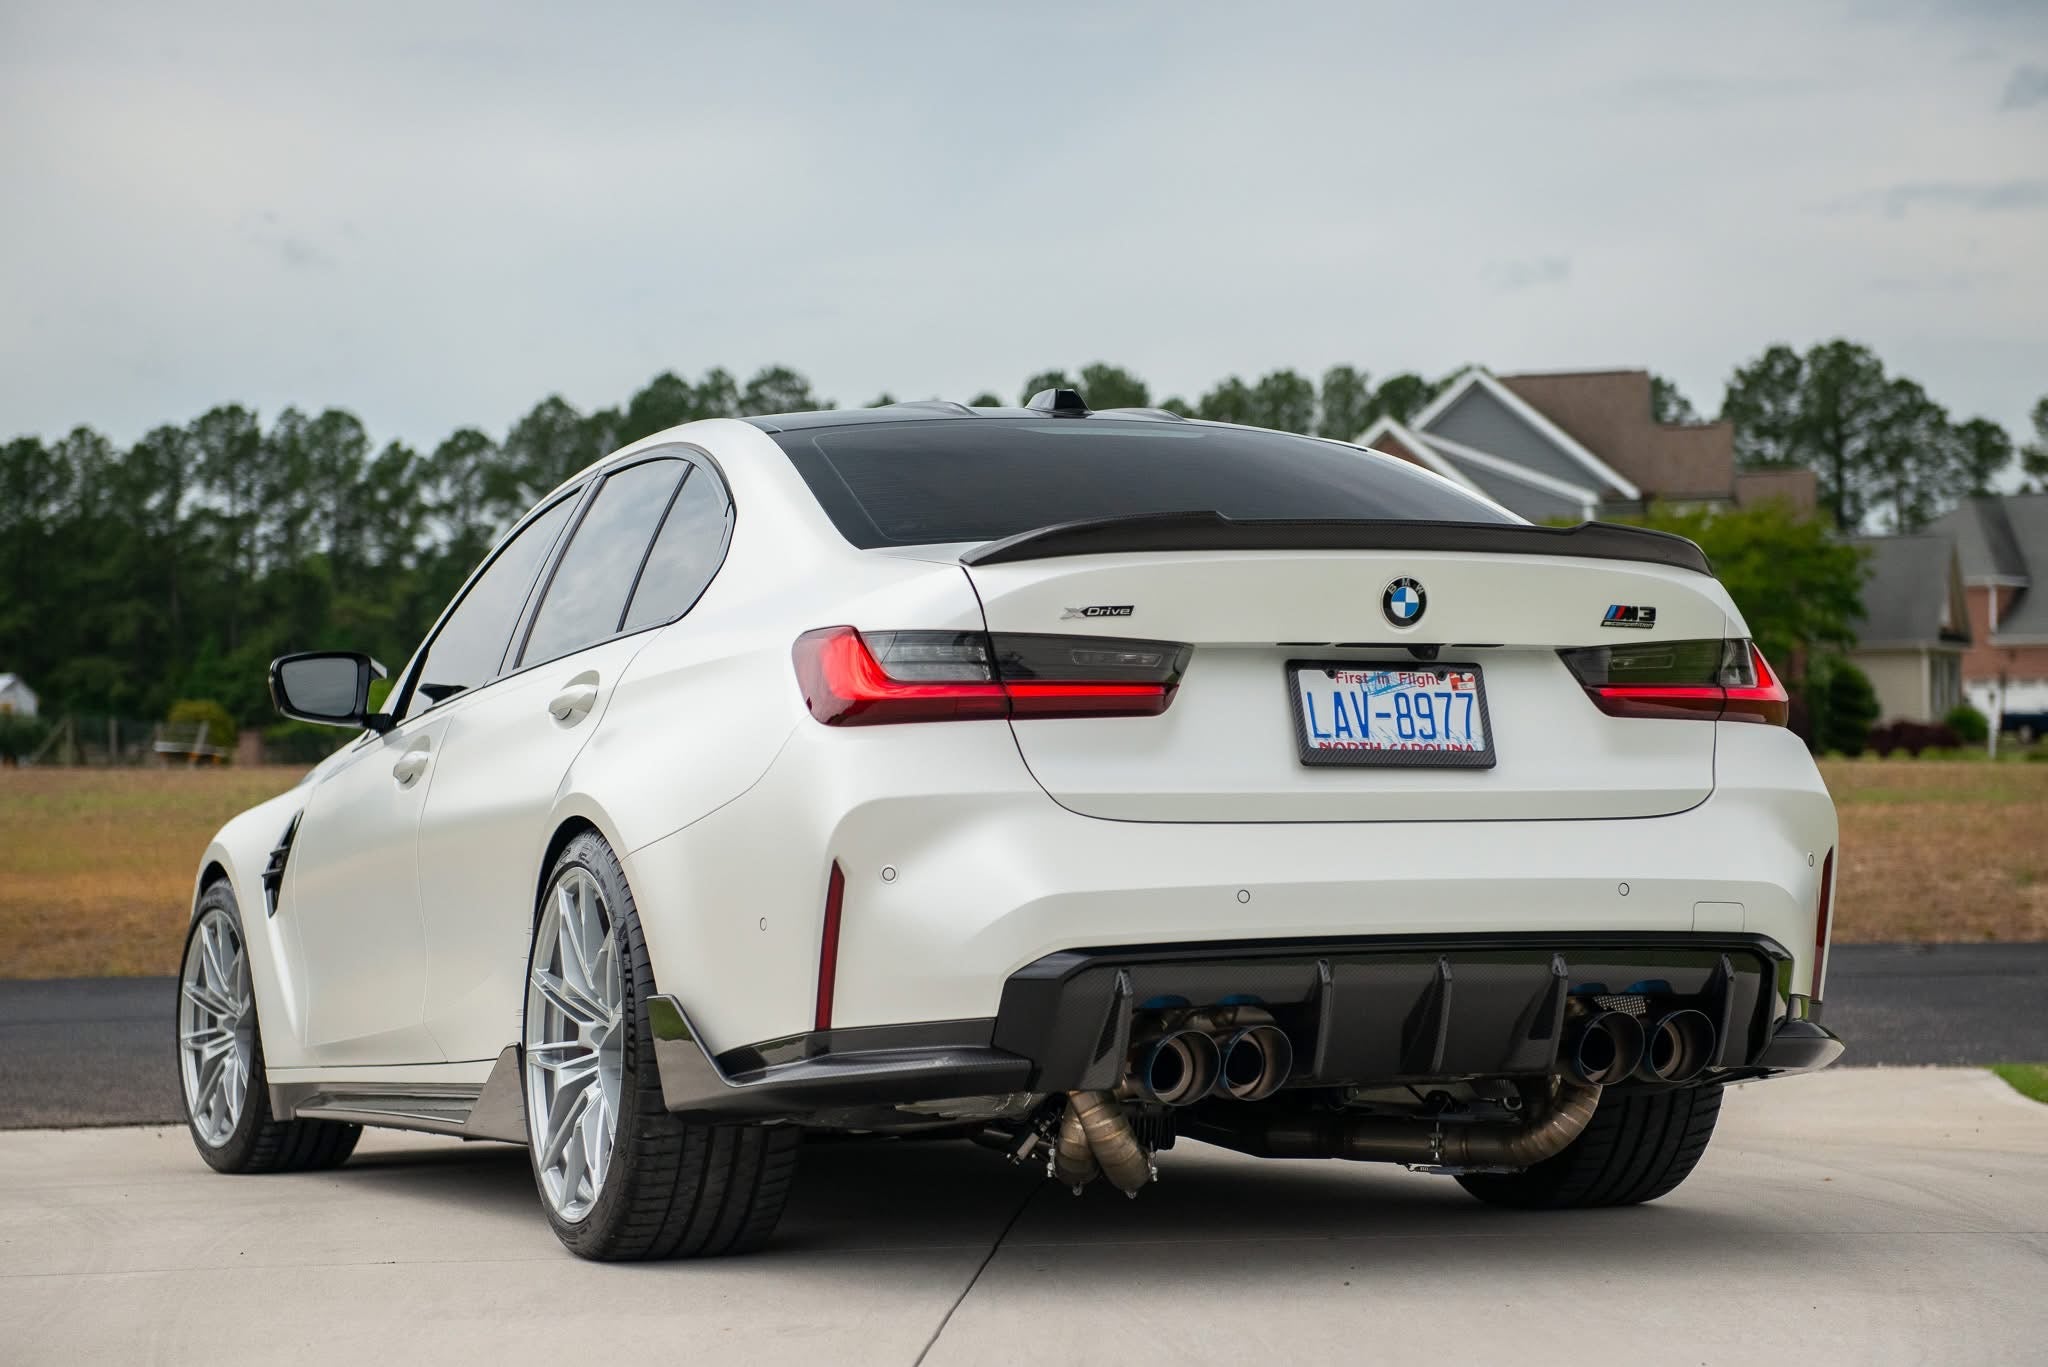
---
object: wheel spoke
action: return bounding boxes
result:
[181,980,235,1019]
[532,968,603,1027]
[579,1086,609,1190]
[541,1075,594,1168]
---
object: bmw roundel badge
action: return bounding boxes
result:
[1383,577,1426,628]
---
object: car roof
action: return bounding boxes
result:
[743,402,1193,433]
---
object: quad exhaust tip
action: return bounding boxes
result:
[1134,1030,1221,1107]
[1218,1024,1294,1102]
[1565,1010,1645,1086]
[1637,1008,1717,1084]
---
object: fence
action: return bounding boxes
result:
[2,715,344,767]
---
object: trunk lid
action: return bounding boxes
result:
[963,548,1740,822]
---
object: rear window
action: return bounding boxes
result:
[772,419,1514,548]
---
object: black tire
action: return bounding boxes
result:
[1455,1083,1722,1210]
[179,882,361,1174]
[523,831,800,1261]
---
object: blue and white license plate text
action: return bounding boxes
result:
[1292,666,1490,758]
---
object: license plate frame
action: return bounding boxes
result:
[1285,659,1498,769]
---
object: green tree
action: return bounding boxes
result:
[1627,501,1865,669]
[741,365,821,415]
[1721,339,1974,532]
[1805,654,1880,757]
[1019,370,1074,405]
[1367,372,1435,424]
[1249,370,1316,433]
[1954,418,2014,495]
[865,393,897,407]
[1650,374,1699,423]
[2020,395,2048,492]
[1316,365,1372,440]
[1076,363,1149,411]
[1195,376,1256,425]
[966,392,1002,408]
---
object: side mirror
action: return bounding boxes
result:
[269,652,393,733]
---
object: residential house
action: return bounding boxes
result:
[1925,493,2048,731]
[1844,536,1972,724]
[0,673,37,718]
[1358,368,1818,522]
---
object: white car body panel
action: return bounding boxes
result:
[191,411,1840,1123]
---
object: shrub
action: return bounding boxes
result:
[165,699,239,756]
[0,713,49,763]
[1943,704,1989,745]
[1800,655,1880,757]
[1867,720,1962,757]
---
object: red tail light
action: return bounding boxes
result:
[1559,638,1789,726]
[793,627,1189,725]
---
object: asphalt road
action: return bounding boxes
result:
[3,944,2047,1130]
[3,1068,2043,1366]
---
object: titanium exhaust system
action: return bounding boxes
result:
[1049,1013,1297,1195]
[1636,1008,1717,1083]
[1131,1029,1222,1107]
[1185,1079,1603,1168]
[1216,1024,1294,1102]
[1562,1010,1645,1086]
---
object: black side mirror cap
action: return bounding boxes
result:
[269,652,394,733]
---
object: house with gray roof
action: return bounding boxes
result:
[1844,536,1972,724]
[1925,493,2048,732]
[1357,369,1819,523]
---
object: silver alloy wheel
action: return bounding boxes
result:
[523,865,626,1223]
[179,907,254,1147]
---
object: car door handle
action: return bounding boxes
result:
[548,680,600,723]
[392,747,431,788]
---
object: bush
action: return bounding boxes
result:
[0,713,49,763]
[165,699,238,756]
[1800,655,1880,757]
[1944,704,1989,745]
[1868,720,1962,757]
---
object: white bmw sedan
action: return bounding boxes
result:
[179,391,1843,1260]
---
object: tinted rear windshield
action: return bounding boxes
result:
[772,419,1514,548]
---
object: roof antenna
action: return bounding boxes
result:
[1026,387,1090,418]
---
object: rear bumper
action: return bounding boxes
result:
[649,931,1844,1121]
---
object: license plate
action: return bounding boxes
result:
[1286,661,1496,768]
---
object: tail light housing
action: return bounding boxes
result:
[793,627,1190,726]
[1559,638,1789,726]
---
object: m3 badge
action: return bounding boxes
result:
[1602,604,1657,629]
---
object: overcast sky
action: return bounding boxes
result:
[3,1,2045,452]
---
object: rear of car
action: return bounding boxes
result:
[638,408,1843,1171]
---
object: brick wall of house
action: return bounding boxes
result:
[1963,585,2048,681]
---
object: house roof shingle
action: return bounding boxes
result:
[1498,370,1736,501]
[1849,535,1969,648]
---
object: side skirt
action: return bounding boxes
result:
[269,1045,528,1144]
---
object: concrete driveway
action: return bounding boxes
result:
[3,1068,2043,1366]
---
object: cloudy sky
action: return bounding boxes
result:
[3,1,2045,450]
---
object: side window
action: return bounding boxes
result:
[406,493,578,718]
[621,464,732,633]
[519,459,684,668]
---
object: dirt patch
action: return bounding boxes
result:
[1821,760,2048,944]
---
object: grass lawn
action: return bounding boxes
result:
[1989,1064,2048,1105]
[0,767,306,978]
[1,758,2044,979]
[1819,760,2048,944]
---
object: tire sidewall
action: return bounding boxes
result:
[178,883,272,1173]
[521,831,656,1254]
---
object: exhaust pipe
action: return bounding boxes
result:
[1563,1010,1644,1085]
[1637,1009,1716,1083]
[1132,1029,1220,1107]
[1216,1024,1294,1102]
[1185,1080,1602,1168]
[1058,1091,1151,1194]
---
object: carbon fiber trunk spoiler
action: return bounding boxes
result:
[960,511,1712,576]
